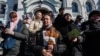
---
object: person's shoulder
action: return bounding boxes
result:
[81,20,90,25]
[29,20,36,24]
[18,20,26,26]
[18,20,24,24]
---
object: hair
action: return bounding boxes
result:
[76,15,83,19]
[62,13,72,23]
[46,27,59,38]
[59,8,64,11]
[32,11,42,20]
[42,13,53,21]
[34,11,42,15]
[89,10,100,19]
[9,11,17,18]
[63,13,72,17]
[47,11,54,19]
[26,13,30,15]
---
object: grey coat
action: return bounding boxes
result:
[2,20,29,56]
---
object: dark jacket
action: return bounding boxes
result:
[2,20,29,56]
[81,20,100,31]
[58,20,83,56]
[53,14,64,30]
[30,27,67,56]
[81,20,100,56]
[83,30,100,56]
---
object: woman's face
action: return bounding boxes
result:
[65,15,72,22]
[36,12,42,19]
[10,17,17,22]
[43,15,52,27]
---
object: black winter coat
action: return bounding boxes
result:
[30,27,67,56]
[81,20,100,56]
[58,20,83,56]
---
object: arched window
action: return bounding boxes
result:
[86,2,92,12]
[13,4,18,11]
[0,4,6,14]
[72,2,78,12]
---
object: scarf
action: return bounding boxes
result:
[3,19,22,49]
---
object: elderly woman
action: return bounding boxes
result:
[28,11,43,34]
[1,11,29,56]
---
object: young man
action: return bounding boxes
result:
[81,10,100,56]
[30,13,67,56]
[53,8,65,30]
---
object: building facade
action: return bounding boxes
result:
[0,0,100,24]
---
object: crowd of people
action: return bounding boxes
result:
[0,8,100,56]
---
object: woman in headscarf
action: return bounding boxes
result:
[1,11,29,56]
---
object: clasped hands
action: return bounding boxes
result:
[4,28,14,35]
[42,45,54,56]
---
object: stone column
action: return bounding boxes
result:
[0,5,2,14]
[4,0,14,24]
[61,0,67,8]
[96,0,100,11]
[17,0,24,20]
[81,1,88,21]
[65,0,72,18]
[50,0,59,18]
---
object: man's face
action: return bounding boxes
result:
[59,10,64,15]
[90,14,100,22]
[43,15,52,27]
